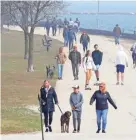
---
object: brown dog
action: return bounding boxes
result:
[61,111,71,133]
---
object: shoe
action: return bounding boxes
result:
[116,82,119,85]
[94,81,99,86]
[45,128,49,132]
[121,82,124,85]
[76,76,79,80]
[74,77,76,80]
[73,129,77,133]
[102,130,106,133]
[77,129,80,133]
[96,129,101,133]
[48,126,52,132]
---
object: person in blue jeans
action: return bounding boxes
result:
[90,82,117,133]
[56,47,67,80]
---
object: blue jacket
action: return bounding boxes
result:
[68,29,76,41]
[92,50,103,65]
[45,21,51,29]
[63,28,69,39]
[40,86,58,113]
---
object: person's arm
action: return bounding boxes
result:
[107,92,117,109]
[74,32,76,42]
[70,94,74,107]
[88,35,90,43]
[80,35,82,43]
[64,53,67,62]
[39,88,46,105]
[52,88,58,104]
[90,92,96,105]
[69,52,71,61]
[99,52,103,65]
[74,94,83,108]
[125,53,129,67]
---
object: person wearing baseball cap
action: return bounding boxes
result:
[70,85,83,133]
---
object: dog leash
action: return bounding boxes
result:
[57,104,63,115]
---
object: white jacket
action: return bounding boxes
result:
[83,56,96,71]
[115,46,128,66]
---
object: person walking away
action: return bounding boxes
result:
[83,50,96,90]
[69,18,74,27]
[52,18,57,36]
[45,19,51,36]
[56,47,67,80]
[69,45,81,80]
[113,24,121,45]
[75,18,80,31]
[68,27,76,52]
[80,31,90,53]
[92,44,103,85]
[64,18,69,26]
[130,42,136,68]
[40,80,58,132]
[63,26,69,47]
[115,45,128,85]
[73,21,78,34]
[58,19,64,34]
[90,82,117,133]
[70,85,83,133]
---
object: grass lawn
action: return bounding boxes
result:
[1,29,63,134]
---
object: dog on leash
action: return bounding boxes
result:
[46,65,55,79]
[61,111,71,133]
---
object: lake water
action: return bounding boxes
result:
[60,1,136,34]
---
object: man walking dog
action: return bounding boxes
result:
[40,80,58,132]
[70,85,83,133]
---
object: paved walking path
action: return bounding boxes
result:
[2,26,136,140]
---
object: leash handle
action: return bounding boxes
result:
[57,104,63,114]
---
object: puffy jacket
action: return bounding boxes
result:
[63,28,69,39]
[80,34,90,44]
[69,50,81,64]
[92,50,103,65]
[90,90,117,110]
[56,53,67,64]
[40,86,58,113]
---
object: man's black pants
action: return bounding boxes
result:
[44,111,53,127]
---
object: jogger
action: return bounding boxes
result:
[70,85,83,133]
[90,82,117,133]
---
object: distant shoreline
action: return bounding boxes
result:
[63,12,136,15]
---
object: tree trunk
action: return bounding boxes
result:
[27,28,34,72]
[24,30,29,59]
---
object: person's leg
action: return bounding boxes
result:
[72,63,76,79]
[88,69,92,88]
[116,65,120,84]
[77,111,82,132]
[72,111,77,132]
[83,44,85,53]
[85,70,89,89]
[102,109,108,132]
[115,36,118,45]
[48,112,53,132]
[75,64,79,79]
[120,65,125,85]
[96,110,102,132]
[121,73,124,84]
[117,36,120,44]
[46,28,49,36]
[58,64,61,79]
[60,64,63,79]
[44,112,49,131]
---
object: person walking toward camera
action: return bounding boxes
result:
[92,44,103,85]
[83,50,96,90]
[69,45,81,80]
[130,42,136,68]
[90,82,117,133]
[70,85,83,133]
[56,47,67,80]
[115,45,128,85]
[40,80,58,132]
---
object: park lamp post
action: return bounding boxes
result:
[96,0,99,29]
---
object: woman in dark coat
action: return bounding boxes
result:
[40,80,58,132]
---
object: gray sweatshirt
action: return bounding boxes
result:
[70,92,83,111]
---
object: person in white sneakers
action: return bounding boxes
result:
[115,45,128,85]
[83,50,96,90]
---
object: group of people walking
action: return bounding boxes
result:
[40,20,135,134]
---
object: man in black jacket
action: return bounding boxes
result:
[40,80,58,132]
[90,82,117,133]
[69,45,81,80]
[92,44,103,85]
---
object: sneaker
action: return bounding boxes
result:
[102,130,106,133]
[73,129,77,133]
[77,129,80,133]
[96,129,101,133]
[48,126,52,132]
[76,76,79,80]
[45,127,49,132]
[121,82,124,85]
[74,77,76,80]
[116,82,119,85]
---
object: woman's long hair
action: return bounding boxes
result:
[85,50,90,57]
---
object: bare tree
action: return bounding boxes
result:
[1,1,66,72]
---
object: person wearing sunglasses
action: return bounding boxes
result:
[90,82,117,133]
